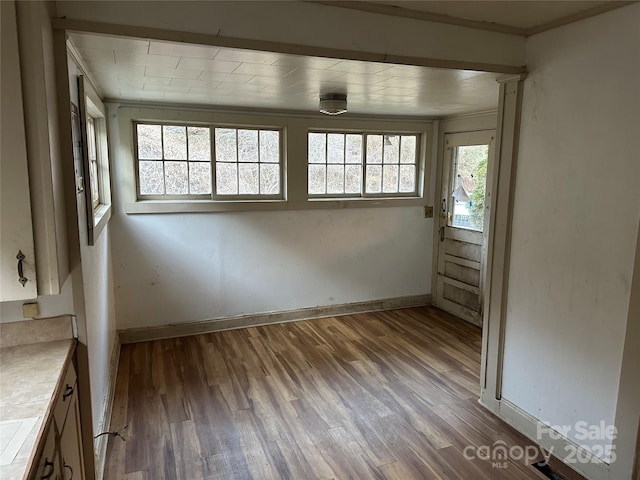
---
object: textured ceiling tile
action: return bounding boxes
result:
[116,52,180,68]
[144,66,203,79]
[77,48,115,64]
[177,57,241,73]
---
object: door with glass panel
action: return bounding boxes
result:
[436,130,495,325]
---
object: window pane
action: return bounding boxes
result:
[308,132,326,164]
[137,124,162,159]
[327,165,344,194]
[260,163,280,195]
[238,129,259,163]
[238,163,259,194]
[346,134,362,164]
[383,164,399,193]
[189,162,212,194]
[87,117,97,161]
[215,128,237,162]
[259,130,279,163]
[90,161,100,206]
[383,135,400,164]
[164,161,188,194]
[345,164,361,194]
[452,144,489,231]
[366,165,382,193]
[400,135,416,164]
[366,135,382,164]
[308,164,326,194]
[138,161,164,195]
[163,126,187,160]
[187,127,210,161]
[327,134,345,164]
[216,163,238,194]
[399,165,416,193]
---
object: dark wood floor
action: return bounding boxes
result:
[104,306,583,479]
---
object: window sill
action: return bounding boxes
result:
[124,197,426,214]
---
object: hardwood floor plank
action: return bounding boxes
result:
[104,306,585,480]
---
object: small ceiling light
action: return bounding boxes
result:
[319,93,347,115]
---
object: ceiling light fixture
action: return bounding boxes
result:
[319,93,347,115]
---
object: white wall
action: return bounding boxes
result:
[502,3,640,461]
[112,207,432,330]
[67,55,118,437]
[55,1,525,68]
[109,107,434,331]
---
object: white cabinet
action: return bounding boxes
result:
[31,361,86,480]
[0,0,69,302]
[0,0,38,301]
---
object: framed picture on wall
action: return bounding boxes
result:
[77,75,112,246]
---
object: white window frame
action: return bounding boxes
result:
[307,130,420,199]
[78,75,111,245]
[133,121,284,201]
[119,107,433,214]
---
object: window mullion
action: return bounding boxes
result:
[185,126,191,195]
[342,134,346,194]
[257,129,262,194]
[235,129,240,195]
[160,125,166,195]
[210,126,216,198]
[324,133,328,194]
[362,134,367,197]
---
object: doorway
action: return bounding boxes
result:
[435,130,495,326]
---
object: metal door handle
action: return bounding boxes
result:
[41,459,55,479]
[17,251,27,286]
[63,384,74,400]
[440,226,445,242]
[441,198,446,212]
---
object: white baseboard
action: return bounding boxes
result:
[119,294,432,344]
[94,334,121,480]
[480,393,611,480]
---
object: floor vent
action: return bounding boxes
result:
[531,462,565,480]
[531,461,565,480]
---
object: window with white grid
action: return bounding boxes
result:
[135,123,282,200]
[308,131,418,197]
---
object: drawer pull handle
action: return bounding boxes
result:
[17,251,27,286]
[41,459,55,479]
[64,463,74,479]
[63,384,74,400]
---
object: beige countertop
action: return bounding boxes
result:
[0,318,75,480]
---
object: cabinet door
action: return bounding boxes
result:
[59,391,85,480]
[34,425,61,480]
[0,0,37,301]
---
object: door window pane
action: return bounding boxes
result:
[451,144,489,231]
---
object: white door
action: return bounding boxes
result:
[0,0,38,301]
[436,130,495,326]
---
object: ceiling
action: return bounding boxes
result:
[67,1,629,116]
[69,32,500,117]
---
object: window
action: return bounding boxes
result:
[78,75,112,245]
[86,116,100,209]
[450,144,489,231]
[308,131,418,197]
[135,123,282,199]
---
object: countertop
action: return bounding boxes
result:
[0,338,76,480]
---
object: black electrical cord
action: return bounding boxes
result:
[94,424,128,441]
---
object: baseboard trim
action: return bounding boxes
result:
[94,334,121,480]
[119,294,432,344]
[479,394,610,480]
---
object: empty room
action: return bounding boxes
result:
[1,1,638,480]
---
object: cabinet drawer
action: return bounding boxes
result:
[54,361,77,430]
